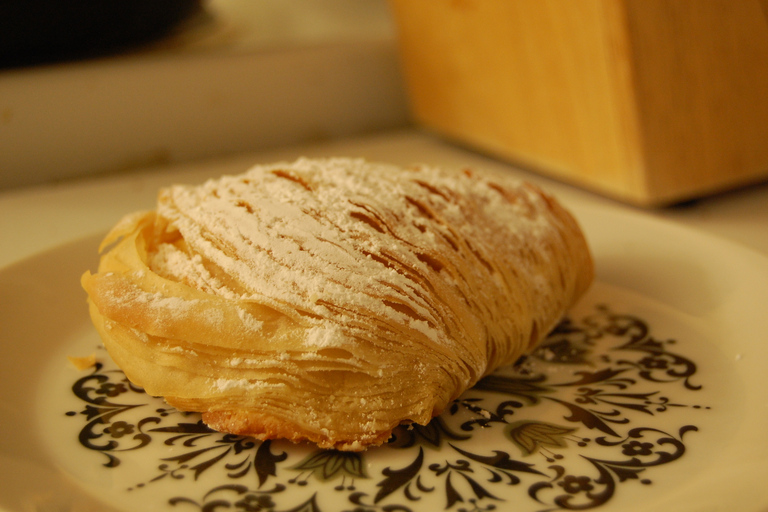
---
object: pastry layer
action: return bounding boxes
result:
[82,157,593,450]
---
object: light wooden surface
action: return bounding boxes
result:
[623,0,768,202]
[390,0,768,206]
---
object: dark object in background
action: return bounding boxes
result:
[0,0,203,69]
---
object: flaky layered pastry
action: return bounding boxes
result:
[82,158,593,451]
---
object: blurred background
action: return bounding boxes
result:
[0,0,407,189]
[2,0,768,206]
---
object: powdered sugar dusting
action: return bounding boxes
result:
[213,378,264,392]
[305,325,342,347]
[236,307,264,333]
[147,157,561,351]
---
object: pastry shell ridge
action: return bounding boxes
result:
[81,157,594,451]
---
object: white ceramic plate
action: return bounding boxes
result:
[1,203,767,512]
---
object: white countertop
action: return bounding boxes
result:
[2,128,768,271]
[0,0,405,190]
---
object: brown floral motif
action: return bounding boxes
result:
[505,421,578,456]
[365,444,542,510]
[558,475,594,494]
[64,363,156,468]
[95,382,128,397]
[621,440,654,457]
[104,421,135,439]
[142,433,287,490]
[234,493,275,512]
[388,416,470,449]
[169,484,317,512]
[530,426,695,510]
[65,304,709,511]
[288,450,368,489]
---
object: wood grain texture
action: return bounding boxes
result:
[622,0,768,203]
[390,0,768,205]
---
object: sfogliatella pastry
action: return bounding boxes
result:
[82,157,593,451]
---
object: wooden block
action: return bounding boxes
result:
[389,0,768,205]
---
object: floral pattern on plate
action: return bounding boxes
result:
[65,304,709,512]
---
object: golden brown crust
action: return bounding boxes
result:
[200,409,394,451]
[82,158,593,450]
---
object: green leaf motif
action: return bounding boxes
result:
[289,450,368,481]
[505,421,577,456]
